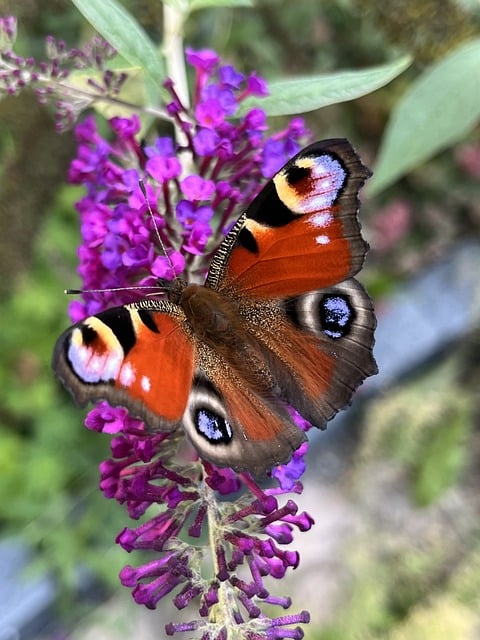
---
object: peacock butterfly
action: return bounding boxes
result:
[53,139,377,476]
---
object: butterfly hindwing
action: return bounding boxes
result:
[182,368,306,475]
[207,139,371,298]
[234,278,376,430]
[53,301,195,430]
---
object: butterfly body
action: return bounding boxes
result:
[53,139,377,475]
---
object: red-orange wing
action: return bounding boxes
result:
[52,301,194,430]
[240,279,377,430]
[206,139,371,298]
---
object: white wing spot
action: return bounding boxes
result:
[311,212,332,227]
[316,234,330,245]
[119,362,136,387]
[141,375,151,393]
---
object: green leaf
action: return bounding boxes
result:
[236,56,411,117]
[70,0,165,85]
[369,39,480,195]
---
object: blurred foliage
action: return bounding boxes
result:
[0,0,480,634]
[0,94,77,297]
[312,352,479,639]
[0,182,128,597]
[358,358,472,506]
[354,0,477,64]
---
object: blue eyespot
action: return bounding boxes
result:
[320,294,354,339]
[196,408,233,444]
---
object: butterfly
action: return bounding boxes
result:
[53,139,377,476]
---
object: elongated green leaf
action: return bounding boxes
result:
[236,56,411,118]
[369,39,480,195]
[71,0,165,85]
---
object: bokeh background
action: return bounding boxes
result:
[1,1,479,638]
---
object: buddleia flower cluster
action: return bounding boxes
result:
[0,15,124,130]
[3,13,315,636]
[70,48,313,639]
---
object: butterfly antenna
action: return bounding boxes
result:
[65,285,166,295]
[64,181,177,299]
[139,178,177,279]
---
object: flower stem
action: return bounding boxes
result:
[204,470,239,637]
[163,2,190,138]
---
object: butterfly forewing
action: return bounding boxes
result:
[53,301,195,430]
[207,139,371,298]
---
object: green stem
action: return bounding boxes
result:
[162,1,194,165]
[163,2,190,110]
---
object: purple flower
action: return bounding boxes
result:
[185,47,220,74]
[122,242,154,268]
[245,72,270,97]
[219,64,244,88]
[85,402,143,434]
[184,220,213,255]
[110,114,140,139]
[192,127,219,155]
[261,138,301,178]
[194,97,227,128]
[176,200,214,229]
[180,175,216,201]
[202,84,238,115]
[271,442,308,492]
[73,114,101,144]
[151,251,185,279]
[93,404,312,635]
[244,107,268,131]
[146,155,182,182]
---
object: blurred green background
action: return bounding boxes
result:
[0,0,479,637]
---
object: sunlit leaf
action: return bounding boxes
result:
[369,39,480,195]
[237,56,411,117]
